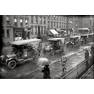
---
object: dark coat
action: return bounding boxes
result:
[42,65,51,79]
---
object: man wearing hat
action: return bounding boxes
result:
[42,64,51,79]
[38,57,51,79]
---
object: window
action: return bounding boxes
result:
[20,18,23,27]
[57,22,58,28]
[40,16,42,24]
[20,22,23,27]
[7,29,10,38]
[51,22,53,28]
[41,26,43,34]
[14,17,17,26]
[36,16,38,24]
[35,26,37,34]
[14,22,17,26]
[38,16,40,24]
[44,17,46,24]
[25,18,28,25]
[27,32,30,39]
[31,16,33,24]
[31,26,33,35]
[6,16,11,25]
[48,21,50,28]
[39,16,42,24]
[44,27,46,34]
[62,23,64,28]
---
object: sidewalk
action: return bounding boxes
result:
[18,49,85,79]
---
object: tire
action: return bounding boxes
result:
[7,59,17,69]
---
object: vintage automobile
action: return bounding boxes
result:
[0,39,41,69]
[87,33,94,43]
[43,38,65,55]
[66,35,80,48]
[80,34,88,45]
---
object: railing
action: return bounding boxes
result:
[80,64,94,79]
[55,57,93,79]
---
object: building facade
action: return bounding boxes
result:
[3,15,68,43]
[3,15,48,43]
[47,15,67,30]
[3,15,94,44]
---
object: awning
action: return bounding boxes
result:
[48,38,65,43]
[49,29,58,35]
[11,38,41,45]
[70,35,80,38]
[78,28,89,31]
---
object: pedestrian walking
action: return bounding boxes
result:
[42,64,51,79]
[38,41,42,56]
[61,56,67,74]
[85,49,89,69]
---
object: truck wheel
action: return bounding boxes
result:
[7,60,17,69]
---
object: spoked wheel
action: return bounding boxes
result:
[7,60,17,69]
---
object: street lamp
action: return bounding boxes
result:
[25,19,28,23]
[20,18,23,23]
[14,18,17,22]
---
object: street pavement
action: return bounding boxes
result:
[0,42,92,79]
[1,48,85,79]
[28,50,85,79]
